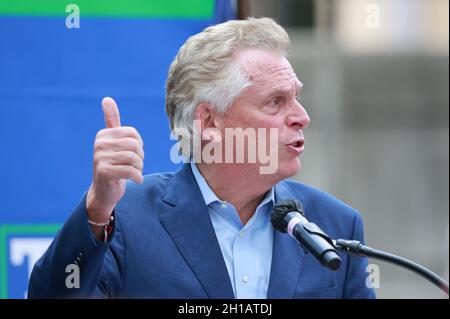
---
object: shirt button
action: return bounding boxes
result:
[242,275,249,283]
[220,202,227,208]
[239,232,245,238]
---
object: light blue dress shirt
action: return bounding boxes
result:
[190,162,274,298]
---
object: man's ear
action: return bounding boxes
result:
[194,102,222,131]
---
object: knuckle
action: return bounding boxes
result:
[133,141,142,154]
[96,128,111,139]
[128,126,139,135]
[128,127,142,142]
[123,152,134,163]
[136,159,143,170]
[132,170,141,180]
[94,139,110,152]
[127,138,140,153]
[125,168,135,179]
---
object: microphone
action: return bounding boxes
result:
[271,199,342,271]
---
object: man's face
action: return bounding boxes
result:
[218,48,310,180]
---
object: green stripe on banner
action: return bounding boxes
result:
[0,224,61,299]
[0,0,214,18]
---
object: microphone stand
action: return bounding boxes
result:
[334,239,449,295]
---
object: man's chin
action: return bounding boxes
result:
[267,158,300,181]
[282,158,301,178]
[247,158,300,181]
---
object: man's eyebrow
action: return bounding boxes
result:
[262,88,292,98]
[266,83,303,96]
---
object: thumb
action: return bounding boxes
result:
[101,97,121,128]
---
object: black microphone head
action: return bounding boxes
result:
[271,199,304,233]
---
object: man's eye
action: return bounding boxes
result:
[271,98,281,107]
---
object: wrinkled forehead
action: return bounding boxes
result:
[236,49,302,93]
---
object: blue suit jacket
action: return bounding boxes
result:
[28,164,375,298]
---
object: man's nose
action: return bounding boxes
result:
[286,101,310,130]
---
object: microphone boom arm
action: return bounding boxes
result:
[334,239,449,295]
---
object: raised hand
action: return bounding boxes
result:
[86,97,144,238]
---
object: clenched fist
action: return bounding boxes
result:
[86,97,144,238]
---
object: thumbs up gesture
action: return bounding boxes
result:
[86,97,144,236]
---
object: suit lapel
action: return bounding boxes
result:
[267,182,306,298]
[159,164,235,299]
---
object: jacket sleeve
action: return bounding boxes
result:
[343,212,377,299]
[27,194,124,298]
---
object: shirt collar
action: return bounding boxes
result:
[190,162,275,208]
[190,162,220,206]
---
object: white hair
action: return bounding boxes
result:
[165,17,290,153]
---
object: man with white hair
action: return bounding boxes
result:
[29,18,375,299]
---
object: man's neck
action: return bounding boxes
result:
[196,162,277,225]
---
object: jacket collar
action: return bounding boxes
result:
[160,163,235,298]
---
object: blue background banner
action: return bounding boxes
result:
[0,0,234,298]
